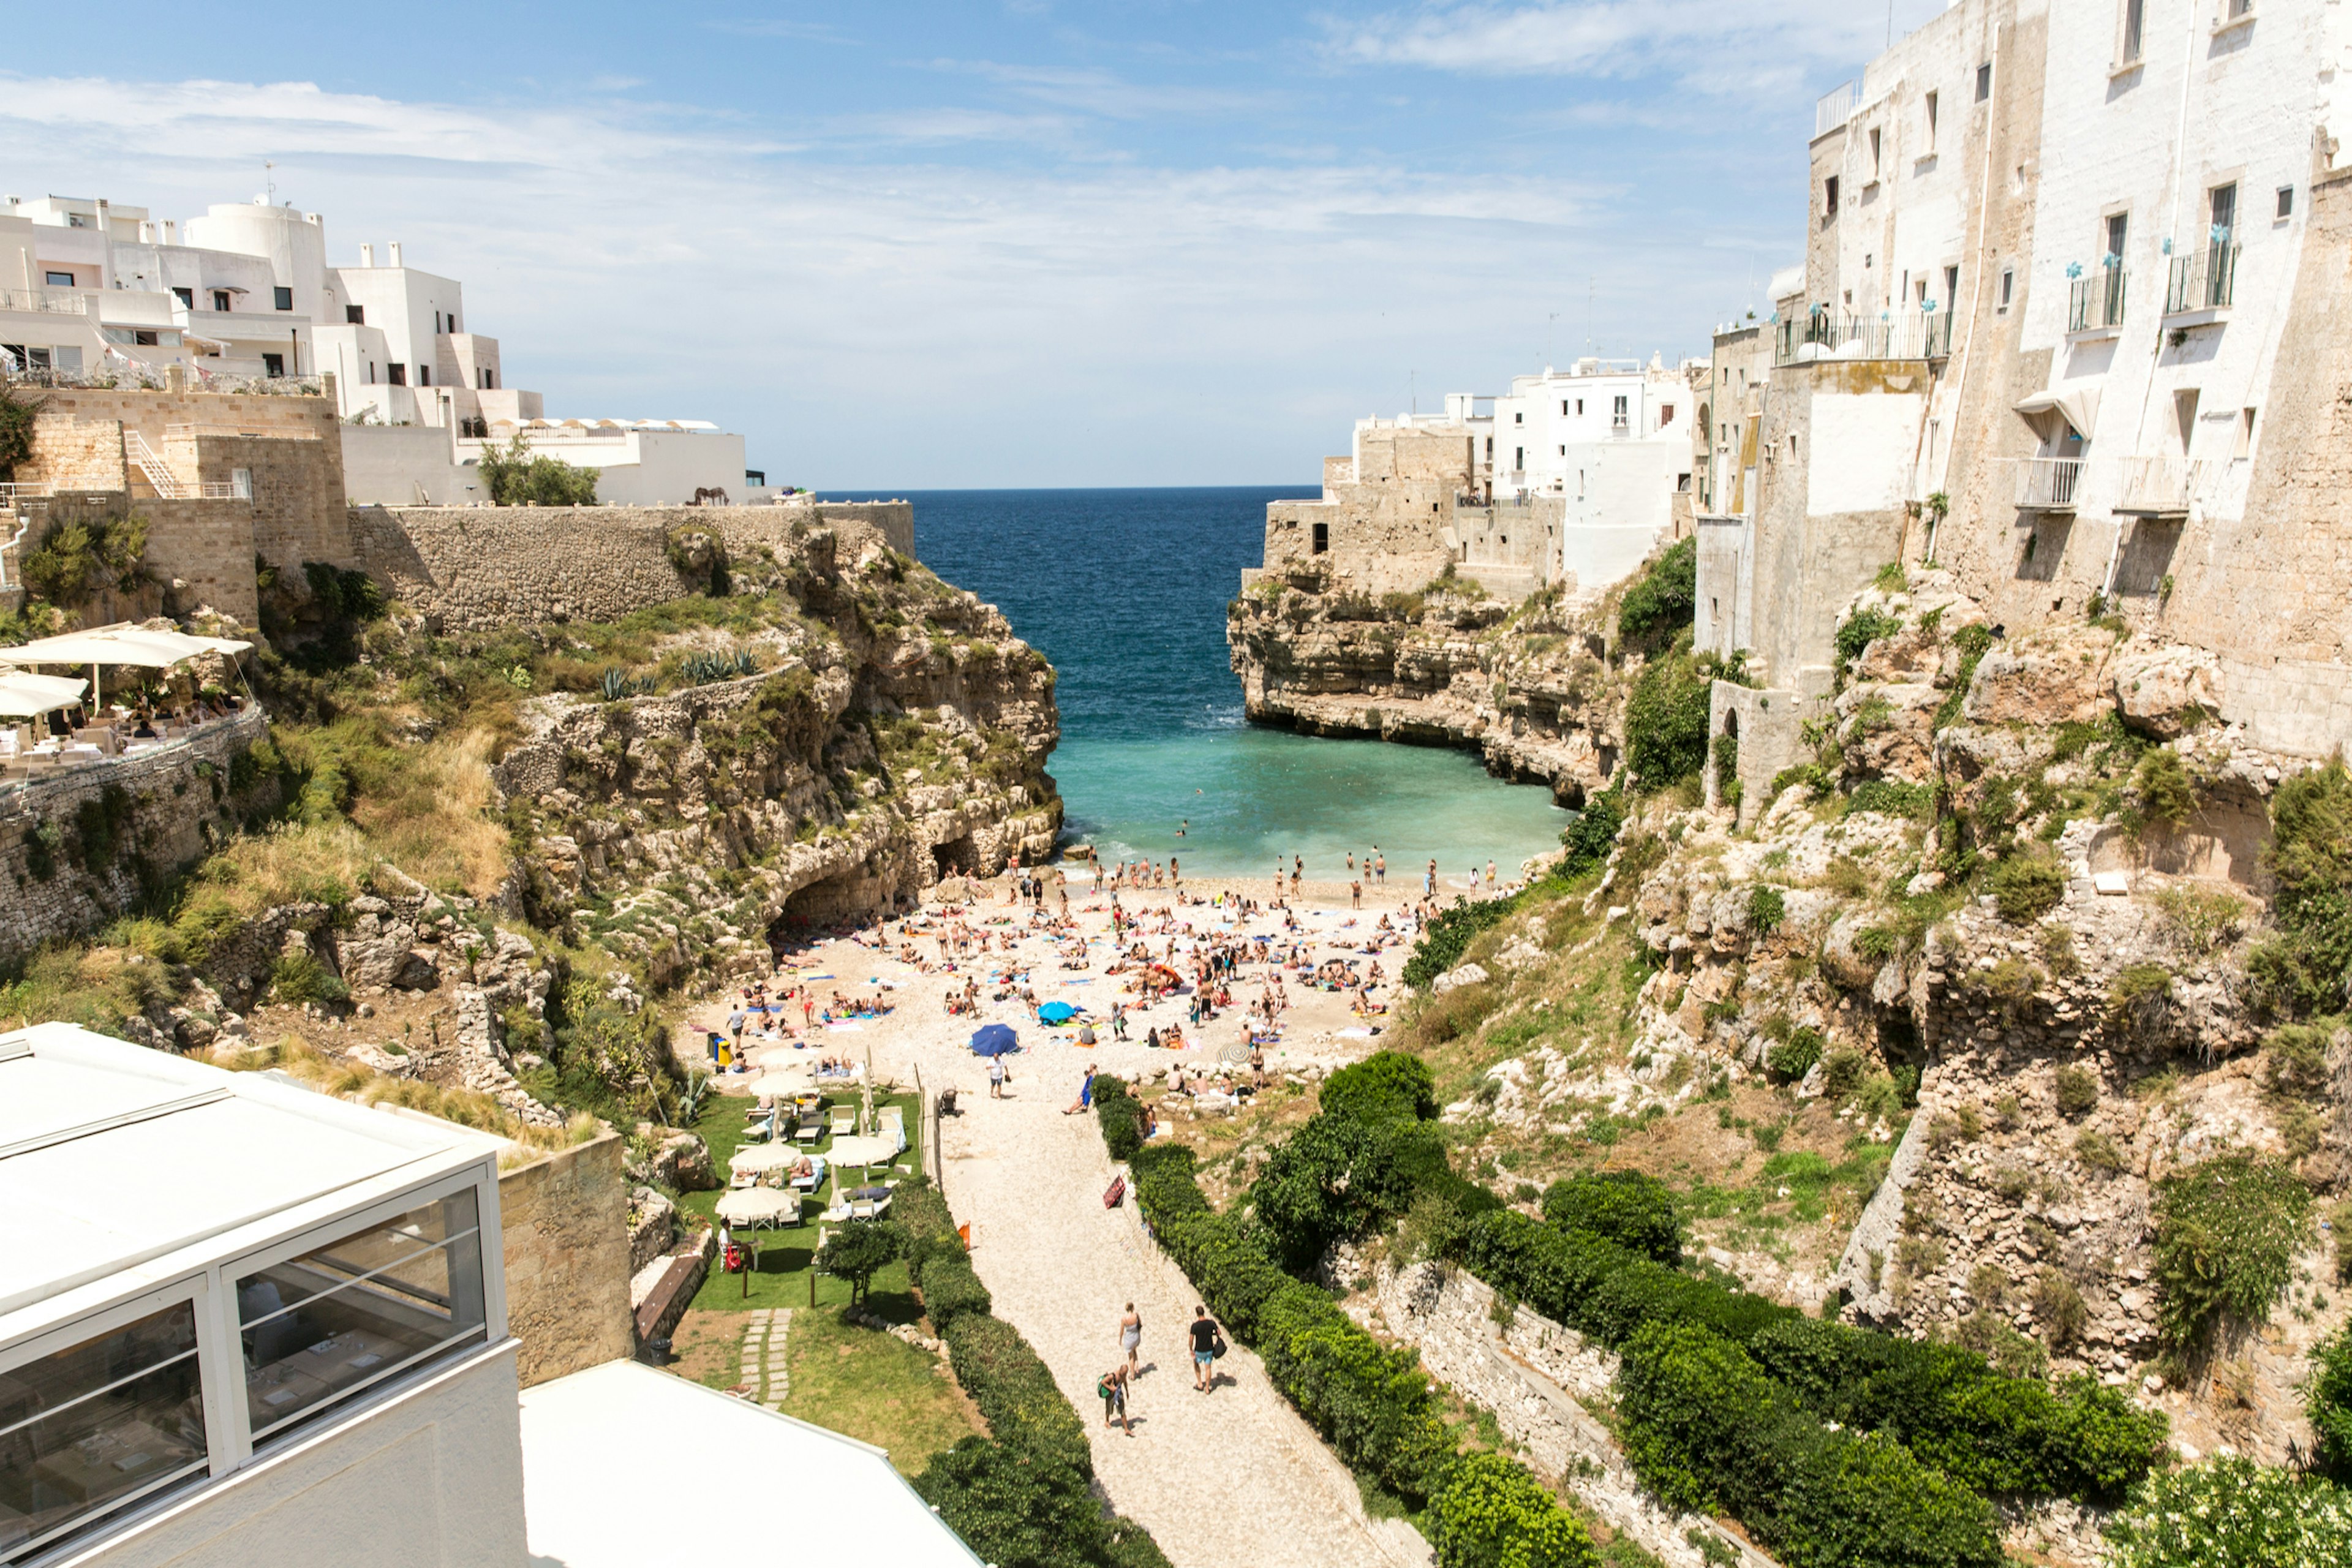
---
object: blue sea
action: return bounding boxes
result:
[824,487,1571,880]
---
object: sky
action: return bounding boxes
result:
[2,1,1948,488]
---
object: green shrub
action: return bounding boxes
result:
[915,1436,1151,1568]
[20,513,149,606]
[1617,535,1696,648]
[815,1218,905,1306]
[1747,885,1786,937]
[2262,760,2352,1012]
[1460,1209,1793,1351]
[1846,778,1935,820]
[1771,763,1834,800]
[1617,1321,2005,1568]
[2308,1327,2352,1485]
[1766,1027,1824,1082]
[1558,788,1626,877]
[0,383,40,481]
[1424,1452,1602,1568]
[1624,638,1720,786]
[1320,1050,1438,1124]
[2151,1150,2313,1354]
[1989,853,2067,923]
[1542,1170,1683,1265]
[1834,605,1904,683]
[943,1313,1091,1474]
[1404,892,1522,988]
[2135,748,2197,829]
[1093,1072,1147,1162]
[270,950,350,1006]
[2052,1065,2100,1118]
[2264,1023,2335,1099]
[2103,1455,2352,1568]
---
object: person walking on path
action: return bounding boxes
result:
[1098,1364,1133,1436]
[1120,1302,1143,1376]
[987,1057,1007,1098]
[1189,1306,1221,1393]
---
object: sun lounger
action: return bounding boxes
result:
[829,1107,856,1138]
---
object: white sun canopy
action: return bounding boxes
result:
[0,672,87,717]
[0,624,252,669]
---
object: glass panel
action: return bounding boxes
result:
[237,1188,486,1442]
[0,1302,208,1560]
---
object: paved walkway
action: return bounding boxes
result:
[935,1078,1415,1568]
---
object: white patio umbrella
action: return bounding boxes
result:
[728,1142,801,1174]
[0,671,88,718]
[0,623,251,708]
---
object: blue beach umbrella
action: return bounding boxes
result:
[969,1023,1020,1057]
[1038,1001,1077,1024]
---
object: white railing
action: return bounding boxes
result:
[0,288,89,315]
[1776,309,1953,365]
[1815,80,1861,137]
[2015,457,2085,510]
[2113,456,2207,515]
[123,431,186,499]
[0,482,53,505]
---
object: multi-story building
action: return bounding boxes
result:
[1258,357,1703,603]
[0,193,757,506]
[1701,0,2352,807]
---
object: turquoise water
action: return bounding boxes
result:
[830,488,1572,880]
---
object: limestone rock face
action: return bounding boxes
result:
[2112,643,2225,737]
[1833,681,1943,782]
[1964,625,2120,726]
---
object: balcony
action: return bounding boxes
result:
[0,288,89,315]
[1815,79,1861,138]
[1774,309,1953,367]
[2067,266,2127,337]
[2015,457,2084,511]
[2165,243,2237,318]
[2113,455,2207,516]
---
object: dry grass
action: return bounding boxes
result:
[227,1034,601,1166]
[349,727,510,896]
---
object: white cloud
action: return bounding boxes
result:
[0,72,1781,484]
[1324,0,1950,96]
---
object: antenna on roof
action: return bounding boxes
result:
[265,161,276,203]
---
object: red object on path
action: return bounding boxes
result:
[1103,1175,1126,1208]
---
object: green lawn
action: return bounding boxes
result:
[679,1087,928,1316]
[785,1307,985,1475]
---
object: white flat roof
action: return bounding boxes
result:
[0,1023,496,1321]
[518,1360,981,1568]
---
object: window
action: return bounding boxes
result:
[0,1298,211,1559]
[1514,446,1525,470]
[262,353,284,377]
[1558,445,1566,456]
[418,364,431,387]
[1561,400,1570,415]
[1678,472,1691,491]
[2227,0,2253,17]
[387,363,407,386]
[1924,91,1939,153]
[2122,0,2146,63]
[1824,175,1841,218]
[1870,127,1882,179]
[1611,394,1629,431]
[2237,407,2256,459]
[1513,410,1523,425]
[1999,266,2015,312]
[172,287,192,308]
[1311,522,1329,554]
[134,330,157,346]
[1575,399,1584,415]
[211,289,231,312]
[2210,182,2237,240]
[367,363,375,384]
[1945,265,1960,312]
[2105,211,2128,266]
[1976,62,1992,101]
[236,1188,487,1449]
[273,286,293,311]
[434,311,442,334]
[2278,186,2296,220]
[346,304,365,325]
[43,270,73,288]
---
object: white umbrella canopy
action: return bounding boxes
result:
[0,671,88,717]
[824,1134,899,1169]
[728,1143,801,1174]
[0,623,253,668]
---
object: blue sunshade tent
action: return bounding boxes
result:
[1037,1001,1077,1023]
[969,1023,1019,1056]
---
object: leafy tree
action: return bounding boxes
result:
[2307,1326,2352,1485]
[0,383,41,480]
[1320,1050,1438,1124]
[1425,1452,1603,1568]
[476,434,598,507]
[20,514,149,606]
[2252,760,2352,1012]
[1617,535,1696,649]
[815,1218,905,1305]
[1624,635,1745,788]
[2105,1455,2352,1568]
[2151,1150,2312,1355]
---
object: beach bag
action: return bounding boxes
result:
[1103,1175,1126,1209]
[1210,1329,1228,1359]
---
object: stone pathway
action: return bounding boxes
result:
[934,1082,1423,1568]
[739,1307,793,1411]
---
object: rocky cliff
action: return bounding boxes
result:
[1226,568,1631,808]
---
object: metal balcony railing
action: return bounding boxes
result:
[1774,310,1953,366]
[2165,243,2237,314]
[2068,266,2127,333]
[0,288,89,315]
[2015,457,2085,510]
[2113,456,2207,516]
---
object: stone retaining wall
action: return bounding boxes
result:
[0,709,276,959]
[499,1131,636,1389]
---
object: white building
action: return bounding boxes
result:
[0,192,761,506]
[1487,357,1700,589]
[0,1023,978,1568]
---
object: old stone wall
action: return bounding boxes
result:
[0,709,277,960]
[22,413,127,491]
[175,428,353,571]
[352,503,913,631]
[499,1131,636,1389]
[38,491,261,623]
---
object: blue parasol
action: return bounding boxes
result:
[1038,1001,1077,1023]
[969,1023,1020,1057]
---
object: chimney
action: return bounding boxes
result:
[360,243,374,268]
[92,198,113,290]
[388,242,402,268]
[162,219,176,244]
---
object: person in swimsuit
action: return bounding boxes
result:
[1120,1302,1142,1376]
[1189,1306,1219,1393]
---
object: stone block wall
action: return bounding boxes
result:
[353,503,908,631]
[498,1131,636,1389]
[172,428,353,571]
[0,709,275,960]
[40,491,260,623]
[21,413,127,491]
